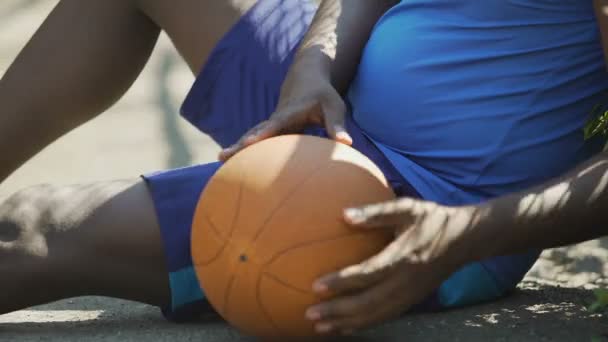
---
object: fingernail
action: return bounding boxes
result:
[313,282,328,293]
[344,208,364,223]
[336,130,352,144]
[305,308,321,321]
[316,323,332,334]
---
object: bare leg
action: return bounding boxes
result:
[0,0,258,310]
[0,0,159,182]
[0,180,170,313]
[0,0,257,183]
[136,0,258,74]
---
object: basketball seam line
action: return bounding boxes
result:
[249,161,332,245]
[194,168,243,267]
[195,161,325,269]
[226,167,245,242]
[222,272,237,317]
[201,211,225,244]
[194,213,228,266]
[263,231,378,268]
[256,271,284,335]
[261,272,310,295]
[260,231,382,291]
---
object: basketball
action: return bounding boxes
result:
[191,135,395,338]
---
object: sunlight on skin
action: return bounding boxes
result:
[299,1,340,59]
[513,160,608,222]
[484,155,608,254]
[0,181,134,259]
[586,165,608,203]
[0,310,103,323]
[516,182,572,219]
[572,160,608,205]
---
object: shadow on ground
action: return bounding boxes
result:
[364,281,608,342]
[1,281,606,342]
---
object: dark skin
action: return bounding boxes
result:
[222,0,608,335]
[0,0,258,312]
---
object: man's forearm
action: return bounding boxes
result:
[470,151,608,259]
[297,0,396,93]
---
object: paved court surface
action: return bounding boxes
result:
[0,1,606,341]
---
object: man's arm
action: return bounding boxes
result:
[297,0,397,94]
[219,0,397,159]
[470,150,608,259]
[0,1,160,183]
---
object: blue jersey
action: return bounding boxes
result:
[350,0,608,205]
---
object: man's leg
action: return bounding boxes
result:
[0,0,257,183]
[0,0,160,183]
[0,179,170,313]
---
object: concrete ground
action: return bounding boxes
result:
[0,1,607,341]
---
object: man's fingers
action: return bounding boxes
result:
[313,238,410,296]
[308,279,389,320]
[217,145,237,162]
[306,275,406,334]
[344,208,409,229]
[313,263,388,296]
[321,95,352,145]
[344,197,424,228]
[243,119,282,144]
[218,120,282,161]
[312,303,402,335]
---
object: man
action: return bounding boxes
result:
[0,0,606,337]
[225,0,608,334]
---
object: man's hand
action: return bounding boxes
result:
[305,198,480,334]
[218,57,352,161]
[218,0,397,161]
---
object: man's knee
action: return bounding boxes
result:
[0,185,57,260]
[0,185,86,312]
[0,185,64,296]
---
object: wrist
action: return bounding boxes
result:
[437,205,484,268]
[293,45,333,81]
[461,200,516,262]
[431,203,510,268]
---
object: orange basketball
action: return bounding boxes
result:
[191,135,395,338]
